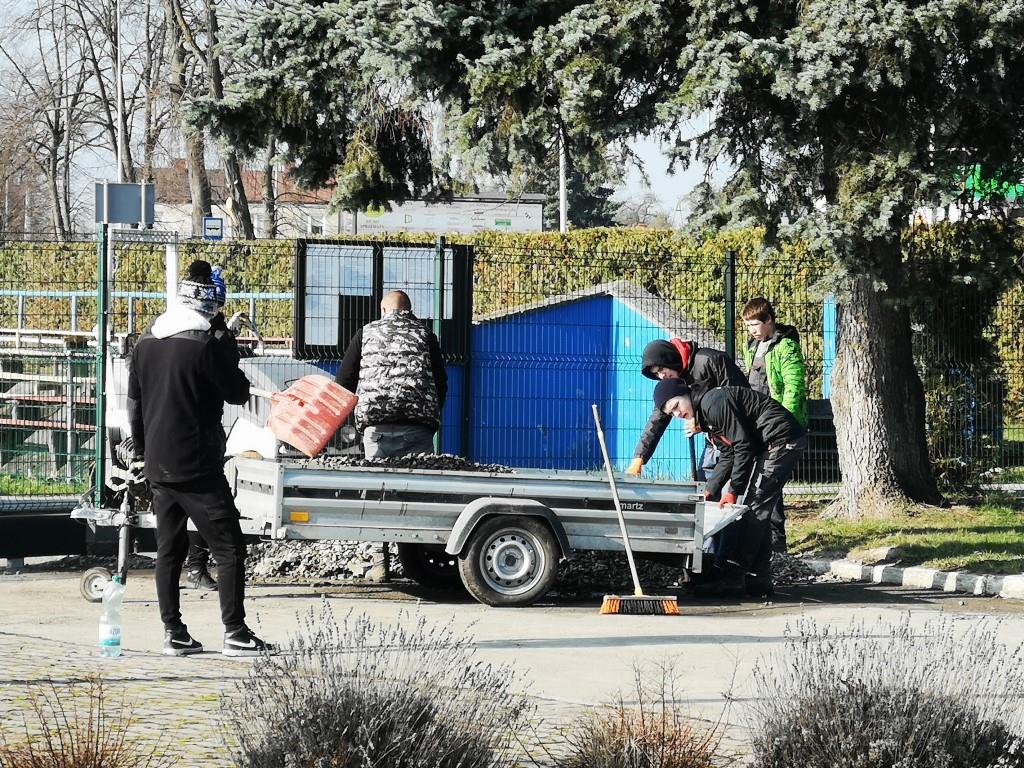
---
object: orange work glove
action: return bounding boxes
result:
[720,491,738,506]
[626,457,644,476]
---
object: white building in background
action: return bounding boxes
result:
[150,160,544,238]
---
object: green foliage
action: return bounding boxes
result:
[904,222,1024,486]
[190,0,444,210]
[0,474,88,496]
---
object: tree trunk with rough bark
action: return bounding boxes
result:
[206,0,254,239]
[829,239,942,518]
[262,138,277,238]
[164,0,210,236]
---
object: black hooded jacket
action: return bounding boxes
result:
[699,386,805,498]
[127,314,250,483]
[633,340,748,463]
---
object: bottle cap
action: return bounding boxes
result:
[112,575,121,584]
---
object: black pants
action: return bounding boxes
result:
[729,436,806,575]
[152,475,247,632]
[185,531,211,571]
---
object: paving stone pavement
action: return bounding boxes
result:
[0,631,588,767]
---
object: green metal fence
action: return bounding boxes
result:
[2,229,1022,533]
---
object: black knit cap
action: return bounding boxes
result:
[653,378,691,411]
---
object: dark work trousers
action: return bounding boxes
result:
[729,436,807,576]
[185,531,211,572]
[362,423,436,459]
[361,423,435,578]
[152,474,247,632]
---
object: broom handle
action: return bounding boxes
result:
[591,404,644,597]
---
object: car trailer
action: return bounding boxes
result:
[72,457,745,607]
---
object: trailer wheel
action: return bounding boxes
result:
[458,516,559,607]
[80,567,111,603]
[397,544,464,590]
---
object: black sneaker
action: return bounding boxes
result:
[186,568,218,591]
[163,626,203,656]
[222,626,273,657]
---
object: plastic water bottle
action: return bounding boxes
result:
[98,575,124,658]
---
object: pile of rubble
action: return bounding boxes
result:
[233,542,824,589]
[770,551,819,585]
[246,541,402,583]
[553,552,682,596]
[305,453,512,473]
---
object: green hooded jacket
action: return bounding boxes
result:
[742,323,808,428]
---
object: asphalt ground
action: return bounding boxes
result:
[1,567,1022,766]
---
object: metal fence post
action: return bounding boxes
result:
[65,349,74,480]
[94,224,109,507]
[433,235,446,453]
[724,248,737,361]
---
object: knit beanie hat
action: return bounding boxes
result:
[653,378,691,412]
[177,260,222,317]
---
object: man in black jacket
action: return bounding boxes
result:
[654,379,807,592]
[128,260,270,657]
[626,339,747,478]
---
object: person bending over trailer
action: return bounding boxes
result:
[335,289,448,581]
[627,338,747,480]
[654,379,806,597]
[128,260,272,657]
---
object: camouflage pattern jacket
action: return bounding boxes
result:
[336,310,447,431]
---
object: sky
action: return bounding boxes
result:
[617,132,732,226]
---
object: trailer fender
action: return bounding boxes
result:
[445,498,572,560]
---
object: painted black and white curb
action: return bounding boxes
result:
[803,557,1024,600]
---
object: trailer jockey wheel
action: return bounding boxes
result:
[80,567,112,603]
[458,516,559,607]
[396,544,464,591]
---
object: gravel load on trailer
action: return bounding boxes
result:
[303,453,513,473]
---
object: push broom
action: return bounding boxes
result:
[592,404,680,616]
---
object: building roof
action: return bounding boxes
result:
[150,161,334,206]
[475,279,725,350]
[150,161,546,208]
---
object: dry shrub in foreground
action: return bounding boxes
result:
[0,677,173,768]
[749,615,1024,768]
[221,604,535,768]
[558,665,722,768]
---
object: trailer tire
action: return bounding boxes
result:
[458,516,559,607]
[397,544,464,591]
[81,567,111,603]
